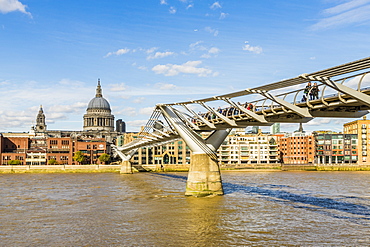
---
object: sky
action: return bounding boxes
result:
[1,0,370,133]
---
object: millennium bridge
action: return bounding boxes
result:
[113,56,370,197]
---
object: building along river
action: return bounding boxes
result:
[0,171,369,246]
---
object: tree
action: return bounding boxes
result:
[48,159,58,165]
[98,153,110,164]
[73,151,86,165]
[8,160,21,165]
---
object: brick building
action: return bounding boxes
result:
[279,133,315,164]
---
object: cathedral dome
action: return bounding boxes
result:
[83,79,115,132]
[86,79,111,111]
[87,97,111,110]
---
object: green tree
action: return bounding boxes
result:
[8,160,21,165]
[98,153,110,164]
[48,159,58,165]
[73,151,86,165]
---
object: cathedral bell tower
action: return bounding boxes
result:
[36,105,47,132]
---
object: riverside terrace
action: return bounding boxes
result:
[113,56,370,197]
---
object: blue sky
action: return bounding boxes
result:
[1,0,370,133]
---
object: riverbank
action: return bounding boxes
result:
[1,164,370,173]
[0,165,121,173]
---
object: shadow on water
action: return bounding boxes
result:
[149,173,370,224]
[150,173,188,181]
[223,182,370,224]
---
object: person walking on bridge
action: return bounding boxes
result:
[311,82,320,100]
[304,82,311,98]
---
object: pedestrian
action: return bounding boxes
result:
[304,82,311,96]
[311,82,320,100]
[301,94,307,102]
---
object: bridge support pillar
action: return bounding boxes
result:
[120,160,133,174]
[185,153,223,196]
[159,105,230,197]
[111,145,137,174]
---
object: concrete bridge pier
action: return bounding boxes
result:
[112,145,136,174]
[159,105,230,196]
[120,160,133,174]
[185,153,223,196]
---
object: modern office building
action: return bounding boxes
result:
[343,116,370,164]
[116,119,126,133]
[118,132,191,169]
[217,128,281,166]
[314,132,358,164]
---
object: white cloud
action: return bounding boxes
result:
[147,51,175,60]
[210,1,222,10]
[48,102,87,114]
[145,47,159,54]
[208,47,220,54]
[138,66,148,71]
[58,78,85,87]
[324,0,370,15]
[152,60,216,77]
[0,80,10,85]
[160,0,167,5]
[0,109,35,129]
[311,1,370,30]
[115,107,137,117]
[104,48,130,58]
[108,83,226,98]
[186,4,194,9]
[154,82,177,90]
[169,6,177,14]
[133,97,146,104]
[0,0,31,16]
[306,118,332,126]
[139,107,155,115]
[201,47,220,58]
[242,42,263,54]
[219,12,228,19]
[189,42,220,58]
[110,83,127,92]
[204,26,219,36]
[189,40,206,50]
[126,119,148,129]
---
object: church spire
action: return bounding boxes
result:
[96,78,103,98]
[36,105,46,132]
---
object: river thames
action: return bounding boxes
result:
[0,171,369,246]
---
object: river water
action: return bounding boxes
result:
[0,171,369,246]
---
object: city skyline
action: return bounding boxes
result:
[1,0,370,132]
